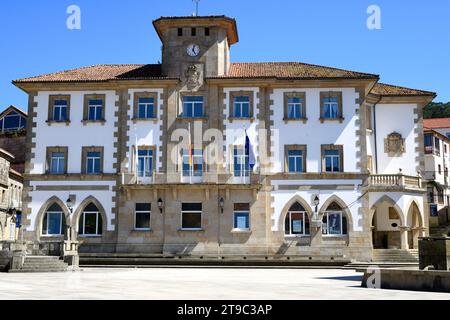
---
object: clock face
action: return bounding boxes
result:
[187,44,200,57]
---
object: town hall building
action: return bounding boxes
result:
[12,15,436,263]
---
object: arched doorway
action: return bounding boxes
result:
[407,201,423,249]
[284,202,310,236]
[371,197,403,249]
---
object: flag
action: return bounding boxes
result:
[245,130,256,169]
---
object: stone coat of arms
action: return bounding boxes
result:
[185,65,201,89]
[384,132,406,156]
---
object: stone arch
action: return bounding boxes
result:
[370,195,405,227]
[318,195,354,233]
[34,196,71,240]
[406,199,424,249]
[72,196,108,236]
[278,195,314,233]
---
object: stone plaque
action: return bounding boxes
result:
[384,132,405,156]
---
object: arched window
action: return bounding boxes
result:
[42,203,65,236]
[78,203,103,236]
[322,202,348,236]
[285,202,310,236]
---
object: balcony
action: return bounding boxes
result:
[368,174,424,191]
[425,146,440,156]
[121,171,261,186]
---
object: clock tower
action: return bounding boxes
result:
[153,16,239,82]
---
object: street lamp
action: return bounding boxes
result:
[219,197,225,214]
[66,197,74,213]
[158,198,165,214]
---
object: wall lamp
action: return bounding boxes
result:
[158,198,165,214]
[219,197,225,214]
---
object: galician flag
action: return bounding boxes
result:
[245,130,256,169]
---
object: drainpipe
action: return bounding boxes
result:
[373,96,382,174]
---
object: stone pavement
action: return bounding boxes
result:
[0,268,448,300]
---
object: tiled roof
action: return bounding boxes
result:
[371,83,435,97]
[13,64,171,83]
[424,118,450,129]
[14,62,378,83]
[217,62,379,80]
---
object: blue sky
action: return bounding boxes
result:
[0,0,449,112]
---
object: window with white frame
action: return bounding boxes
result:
[322,96,339,119]
[233,146,250,177]
[323,148,342,173]
[138,97,156,119]
[137,148,154,177]
[181,203,202,230]
[88,99,104,121]
[233,203,250,230]
[79,203,103,236]
[50,152,66,174]
[287,97,304,119]
[322,202,348,236]
[233,96,250,118]
[42,203,65,236]
[0,111,27,132]
[53,99,69,122]
[182,96,204,118]
[288,150,304,173]
[86,151,101,175]
[285,202,310,236]
[182,149,203,177]
[135,203,151,230]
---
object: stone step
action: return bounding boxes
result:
[8,255,69,273]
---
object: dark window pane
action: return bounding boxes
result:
[289,202,305,212]
[182,212,202,229]
[135,212,150,229]
[48,203,63,212]
[234,212,249,229]
[182,203,202,211]
[85,203,99,212]
[234,203,250,211]
[83,213,97,235]
[136,203,151,211]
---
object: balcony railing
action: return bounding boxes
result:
[368,174,423,190]
[121,171,260,186]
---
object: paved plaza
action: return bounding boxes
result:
[0,268,448,300]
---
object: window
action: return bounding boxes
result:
[233,96,250,118]
[0,111,27,132]
[49,151,66,174]
[205,27,210,36]
[233,146,250,177]
[42,203,65,236]
[82,147,103,175]
[178,28,183,36]
[134,92,158,120]
[320,92,342,121]
[285,146,306,173]
[229,92,253,120]
[233,203,250,230]
[322,145,343,173]
[182,149,203,177]
[434,137,441,156]
[285,202,310,236]
[135,203,151,230]
[424,134,433,154]
[79,203,103,236]
[284,93,306,120]
[137,148,154,177]
[86,152,101,175]
[322,202,348,236]
[49,96,70,122]
[438,165,442,175]
[182,96,204,118]
[181,203,202,230]
[83,95,105,122]
[191,28,196,36]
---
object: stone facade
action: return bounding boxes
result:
[13,15,436,263]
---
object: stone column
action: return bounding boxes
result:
[400,227,409,250]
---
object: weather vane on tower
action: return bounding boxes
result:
[193,0,201,16]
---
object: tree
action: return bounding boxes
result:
[424,102,450,119]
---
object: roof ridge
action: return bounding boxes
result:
[376,82,436,95]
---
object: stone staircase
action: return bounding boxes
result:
[343,249,419,271]
[430,224,450,237]
[9,256,69,273]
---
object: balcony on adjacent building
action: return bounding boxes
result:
[368,174,424,191]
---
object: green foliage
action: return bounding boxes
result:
[424,102,450,119]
